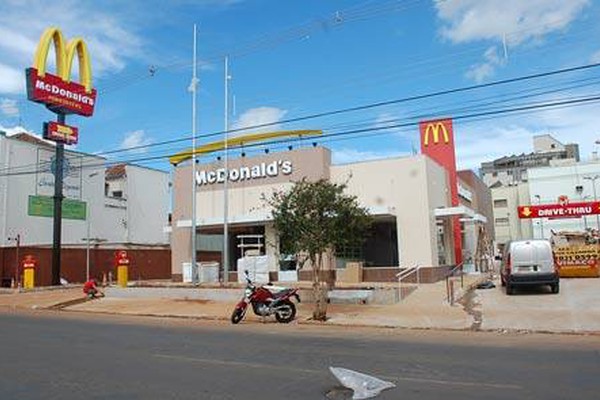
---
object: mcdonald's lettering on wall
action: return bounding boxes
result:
[25,27,97,117]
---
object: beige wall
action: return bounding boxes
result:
[331,155,449,267]
[492,184,533,247]
[171,147,331,276]
[171,148,452,277]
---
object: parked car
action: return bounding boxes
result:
[500,240,559,295]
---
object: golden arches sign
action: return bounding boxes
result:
[34,27,93,93]
[169,129,323,165]
[26,27,97,117]
[423,122,450,146]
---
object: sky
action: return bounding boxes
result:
[1,0,600,172]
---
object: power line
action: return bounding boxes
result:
[3,62,600,176]
[2,93,599,178]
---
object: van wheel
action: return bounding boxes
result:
[506,284,514,295]
[551,283,559,294]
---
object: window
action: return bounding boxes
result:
[494,199,508,208]
[112,190,123,198]
[495,217,509,225]
[492,171,498,177]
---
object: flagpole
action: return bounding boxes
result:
[191,24,199,284]
[223,55,230,283]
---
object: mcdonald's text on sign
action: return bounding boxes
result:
[43,122,79,145]
[518,201,600,219]
[25,27,96,117]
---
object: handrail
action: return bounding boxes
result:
[446,263,464,304]
[395,265,421,301]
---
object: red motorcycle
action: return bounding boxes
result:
[231,270,301,324]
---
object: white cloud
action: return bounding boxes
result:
[0,63,25,94]
[0,1,145,94]
[454,101,600,171]
[0,124,29,136]
[0,98,19,117]
[465,46,504,83]
[120,130,153,153]
[435,0,590,82]
[373,112,407,136]
[231,107,288,136]
[590,50,600,64]
[436,0,589,44]
[332,148,408,164]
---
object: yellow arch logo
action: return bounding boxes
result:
[33,27,93,93]
[423,122,450,146]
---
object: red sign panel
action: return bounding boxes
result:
[114,250,130,266]
[26,68,97,117]
[518,201,600,219]
[420,118,462,264]
[43,121,79,145]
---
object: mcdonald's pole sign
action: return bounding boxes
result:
[25,27,96,286]
[419,118,463,264]
[25,27,97,117]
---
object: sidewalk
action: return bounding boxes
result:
[3,276,600,335]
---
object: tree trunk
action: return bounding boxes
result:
[312,253,328,321]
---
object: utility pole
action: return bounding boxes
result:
[190,24,199,284]
[223,55,230,283]
[534,195,543,238]
[584,175,600,230]
[51,113,66,286]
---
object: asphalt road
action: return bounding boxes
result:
[0,312,599,400]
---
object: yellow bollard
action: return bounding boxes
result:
[117,265,128,287]
[115,250,130,288]
[23,269,34,289]
[22,255,37,289]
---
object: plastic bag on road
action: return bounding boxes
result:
[329,367,396,399]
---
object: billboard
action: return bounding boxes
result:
[554,245,600,277]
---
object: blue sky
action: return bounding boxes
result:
[1,0,600,171]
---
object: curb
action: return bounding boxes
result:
[52,306,600,336]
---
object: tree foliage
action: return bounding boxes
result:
[266,179,372,320]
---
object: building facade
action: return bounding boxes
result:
[170,146,493,282]
[528,160,600,237]
[0,132,171,286]
[481,134,579,187]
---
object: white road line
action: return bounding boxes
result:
[152,353,522,390]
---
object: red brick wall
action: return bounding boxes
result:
[0,247,171,287]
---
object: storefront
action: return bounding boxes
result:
[170,144,492,283]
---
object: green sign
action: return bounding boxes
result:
[28,195,87,220]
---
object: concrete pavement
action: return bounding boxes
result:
[2,276,600,334]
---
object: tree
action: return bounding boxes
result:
[265,179,372,321]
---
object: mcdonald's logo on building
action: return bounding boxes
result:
[25,27,97,117]
[421,121,450,146]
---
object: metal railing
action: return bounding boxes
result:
[395,264,421,302]
[445,263,464,305]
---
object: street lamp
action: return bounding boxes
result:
[7,234,20,287]
[534,195,543,238]
[583,175,600,229]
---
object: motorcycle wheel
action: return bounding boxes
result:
[275,300,296,323]
[231,307,246,324]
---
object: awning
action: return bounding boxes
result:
[434,205,475,219]
[434,206,487,223]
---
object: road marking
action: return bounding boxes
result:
[152,353,522,390]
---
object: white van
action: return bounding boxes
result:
[500,240,559,295]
